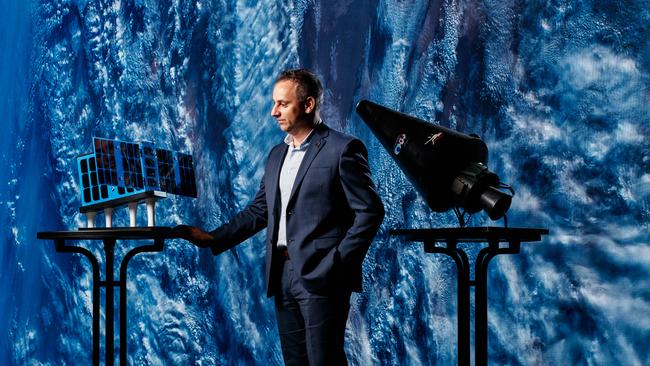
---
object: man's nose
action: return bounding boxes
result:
[271,104,279,117]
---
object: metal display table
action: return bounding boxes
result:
[391,226,548,366]
[37,227,183,366]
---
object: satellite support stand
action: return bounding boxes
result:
[80,191,166,229]
[128,202,138,227]
[104,207,113,228]
[86,211,96,228]
[145,197,156,227]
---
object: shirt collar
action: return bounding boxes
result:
[284,120,322,150]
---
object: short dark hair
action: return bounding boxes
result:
[276,69,323,110]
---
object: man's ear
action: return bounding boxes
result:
[304,96,316,114]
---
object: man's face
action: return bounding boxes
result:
[271,80,311,133]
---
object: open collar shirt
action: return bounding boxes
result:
[276,121,321,249]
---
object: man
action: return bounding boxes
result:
[177,69,384,365]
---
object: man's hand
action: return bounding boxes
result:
[174,225,215,249]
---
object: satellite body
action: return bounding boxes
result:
[77,138,197,227]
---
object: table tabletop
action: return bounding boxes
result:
[390,226,549,243]
[37,227,184,240]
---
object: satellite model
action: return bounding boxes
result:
[77,137,197,228]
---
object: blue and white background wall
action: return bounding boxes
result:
[1,0,649,365]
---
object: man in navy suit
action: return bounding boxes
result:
[177,69,384,365]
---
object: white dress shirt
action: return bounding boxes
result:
[276,126,318,249]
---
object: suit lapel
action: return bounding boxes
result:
[288,124,329,205]
[266,144,288,216]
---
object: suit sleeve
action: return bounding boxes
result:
[337,139,385,267]
[208,173,269,256]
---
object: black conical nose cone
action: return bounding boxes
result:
[355,100,506,217]
[355,100,409,153]
[356,100,445,208]
[356,100,490,212]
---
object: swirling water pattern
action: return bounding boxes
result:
[1,0,648,365]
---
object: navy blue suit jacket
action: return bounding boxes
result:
[209,123,384,296]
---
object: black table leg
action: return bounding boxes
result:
[54,239,101,366]
[425,240,471,366]
[103,239,116,366]
[118,238,164,365]
[474,240,520,366]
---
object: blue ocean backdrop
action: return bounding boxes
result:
[1,0,648,365]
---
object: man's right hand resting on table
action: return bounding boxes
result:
[174,225,215,249]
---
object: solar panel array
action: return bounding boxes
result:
[174,152,197,197]
[141,142,160,189]
[155,149,197,197]
[78,138,197,211]
[77,153,144,211]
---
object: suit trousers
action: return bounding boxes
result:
[274,255,351,366]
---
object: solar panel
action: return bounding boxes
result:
[86,137,197,202]
[94,138,145,189]
[152,150,197,197]
[77,153,147,212]
[176,152,197,197]
[140,142,160,190]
